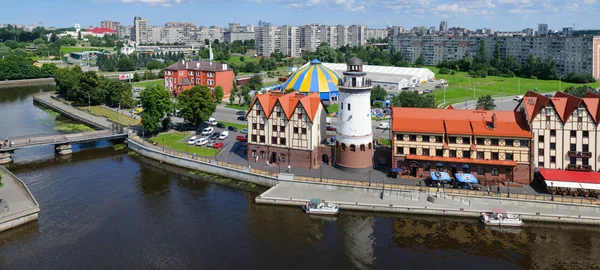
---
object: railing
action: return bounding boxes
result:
[128,135,600,206]
[338,79,372,88]
[566,164,593,171]
[568,151,592,158]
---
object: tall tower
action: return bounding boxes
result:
[335,57,373,172]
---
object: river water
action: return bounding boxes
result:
[1,86,599,269]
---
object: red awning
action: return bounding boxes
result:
[405,155,517,166]
[538,168,600,190]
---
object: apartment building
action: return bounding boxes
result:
[391,107,533,184]
[100,20,120,31]
[389,34,597,76]
[255,25,281,57]
[348,25,367,47]
[366,29,387,41]
[336,25,349,49]
[246,91,328,169]
[516,91,600,172]
[279,25,301,57]
[320,25,337,49]
[594,37,600,79]
[300,24,321,53]
[133,17,148,44]
[163,60,234,97]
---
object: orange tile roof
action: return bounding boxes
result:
[249,91,323,122]
[443,119,472,135]
[405,155,518,166]
[583,98,600,123]
[393,117,445,134]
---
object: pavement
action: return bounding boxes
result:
[451,92,556,111]
[36,93,115,129]
[0,167,38,221]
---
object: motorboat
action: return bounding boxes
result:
[302,198,339,215]
[479,212,524,227]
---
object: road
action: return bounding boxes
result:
[451,92,556,111]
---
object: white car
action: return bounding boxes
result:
[240,128,248,134]
[187,136,198,145]
[513,95,524,101]
[206,117,217,126]
[219,131,229,140]
[201,127,213,136]
[195,137,208,146]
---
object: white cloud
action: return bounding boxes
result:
[583,0,597,4]
[508,7,536,13]
[280,0,368,12]
[118,0,183,6]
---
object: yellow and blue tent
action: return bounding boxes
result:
[281,59,342,101]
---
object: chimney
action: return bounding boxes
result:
[181,60,185,65]
[222,63,227,70]
[186,63,188,69]
[196,62,200,68]
[491,113,497,129]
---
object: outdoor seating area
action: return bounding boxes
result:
[539,168,600,199]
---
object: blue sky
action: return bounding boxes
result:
[4,0,599,30]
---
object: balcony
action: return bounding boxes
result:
[568,151,592,158]
[338,79,372,88]
[566,164,592,171]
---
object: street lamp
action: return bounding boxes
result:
[320,165,323,182]
[162,138,165,152]
[86,92,91,110]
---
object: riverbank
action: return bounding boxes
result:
[0,166,40,232]
[0,78,55,89]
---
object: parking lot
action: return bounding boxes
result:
[179,122,248,158]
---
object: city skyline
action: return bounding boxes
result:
[4,0,599,30]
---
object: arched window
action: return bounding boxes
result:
[341,143,346,151]
[368,143,372,149]
[341,102,344,110]
[350,144,356,152]
[360,144,365,151]
[348,103,351,111]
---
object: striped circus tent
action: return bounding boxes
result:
[281,59,342,101]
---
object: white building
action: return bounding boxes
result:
[133,17,148,44]
[255,25,281,57]
[279,25,301,57]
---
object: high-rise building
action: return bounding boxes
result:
[279,25,300,57]
[100,20,120,31]
[320,25,337,49]
[133,17,148,44]
[366,29,388,42]
[336,25,349,48]
[348,25,366,47]
[439,20,448,33]
[255,25,280,56]
[300,24,321,53]
[538,23,549,35]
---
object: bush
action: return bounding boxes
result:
[439,68,450,74]
[468,69,488,78]
[449,71,456,75]
[563,73,596,84]
[372,101,383,108]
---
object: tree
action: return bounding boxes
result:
[140,85,173,133]
[103,78,134,108]
[117,56,136,71]
[414,54,424,67]
[77,31,82,40]
[491,43,501,68]
[564,85,599,97]
[248,74,263,90]
[214,85,224,103]
[391,91,436,108]
[239,56,245,62]
[133,72,141,82]
[4,40,18,49]
[370,85,387,103]
[229,81,238,105]
[474,40,488,66]
[476,95,496,110]
[563,73,596,83]
[177,85,217,127]
[34,38,46,45]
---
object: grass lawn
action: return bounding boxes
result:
[225,104,248,111]
[132,79,163,87]
[327,104,338,113]
[60,46,109,54]
[428,67,600,105]
[378,138,391,145]
[226,56,260,64]
[150,132,220,157]
[81,106,140,126]
[219,121,247,130]
[263,80,281,87]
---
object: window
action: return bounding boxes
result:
[463,137,470,144]
[409,135,417,141]
[550,156,556,163]
[583,144,589,152]
[584,131,589,138]
[570,144,576,151]
[272,125,277,131]
[341,143,346,151]
[423,148,430,156]
[251,150,256,158]
[297,113,302,118]
[550,130,556,136]
[538,161,545,167]
[550,143,556,150]
[491,152,499,160]
[539,148,544,155]
[341,103,343,110]
[294,127,299,133]
[505,153,513,160]
[449,137,457,144]
[491,167,499,176]
[570,157,576,164]
[410,148,417,155]
[435,149,443,157]
[477,151,484,159]
[280,126,285,132]
[179,71,183,76]
[424,163,430,171]
[272,137,278,144]
[368,143,372,149]
[423,136,430,142]
[477,166,484,175]
[251,135,257,142]
[252,123,257,129]
[302,128,307,134]
[520,140,529,147]
[583,158,589,166]
[538,135,544,142]
[491,139,499,146]
[436,136,443,143]
[396,147,404,154]
[260,151,265,159]
[350,144,356,152]
[578,117,583,123]
[259,124,265,130]
[276,112,281,117]
[280,138,286,145]
[506,139,514,146]
[348,103,351,111]
[360,145,365,151]
[571,130,576,137]
[449,150,457,157]
[259,136,265,143]
[396,134,402,140]
[256,108,261,114]
[463,151,470,158]
[476,138,484,145]
[546,115,550,121]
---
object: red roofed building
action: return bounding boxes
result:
[84,27,116,37]
[164,60,234,97]
[246,91,329,169]
[391,107,533,184]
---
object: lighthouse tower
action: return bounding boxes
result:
[335,57,373,172]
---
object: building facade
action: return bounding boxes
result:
[163,60,234,97]
[279,25,301,57]
[133,17,148,44]
[391,108,533,184]
[335,58,374,172]
[246,91,328,169]
[366,29,388,41]
[100,20,120,31]
[255,25,281,57]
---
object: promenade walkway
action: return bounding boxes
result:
[0,166,40,231]
[34,93,115,130]
[0,130,127,153]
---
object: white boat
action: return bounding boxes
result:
[479,212,524,227]
[302,198,339,215]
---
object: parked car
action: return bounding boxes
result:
[219,131,229,140]
[544,94,553,98]
[513,95,524,101]
[210,132,220,140]
[240,128,248,134]
[195,137,208,146]
[212,142,224,149]
[201,127,214,136]
[237,116,247,121]
[423,89,432,93]
[377,122,390,129]
[236,135,247,142]
[236,110,246,115]
[206,139,216,147]
[326,125,337,131]
[206,117,217,126]
[228,126,238,132]
[216,122,226,128]
[188,136,198,145]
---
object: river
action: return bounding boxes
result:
[0,86,599,269]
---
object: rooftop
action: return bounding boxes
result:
[248,91,325,122]
[519,91,600,124]
[165,60,229,72]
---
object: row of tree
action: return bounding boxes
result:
[0,55,58,80]
[54,67,135,108]
[301,43,411,67]
[96,51,186,72]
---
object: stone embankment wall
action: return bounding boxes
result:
[0,166,40,232]
[0,78,55,89]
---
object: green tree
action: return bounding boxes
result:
[370,85,387,103]
[248,74,263,90]
[564,85,599,97]
[177,85,217,127]
[491,43,501,68]
[140,85,173,133]
[476,95,496,110]
[117,56,136,71]
[40,63,57,77]
[33,38,46,45]
[239,56,245,62]
[391,91,435,108]
[4,40,18,49]
[133,72,141,82]
[77,31,82,40]
[474,40,488,66]
[214,85,224,103]
[229,81,238,105]
[414,54,424,67]
[102,78,134,108]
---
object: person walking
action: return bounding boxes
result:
[496,185,500,195]
[287,165,291,173]
[487,186,490,196]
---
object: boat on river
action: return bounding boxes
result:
[479,212,524,227]
[302,198,339,215]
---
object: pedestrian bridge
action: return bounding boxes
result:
[0,130,128,164]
